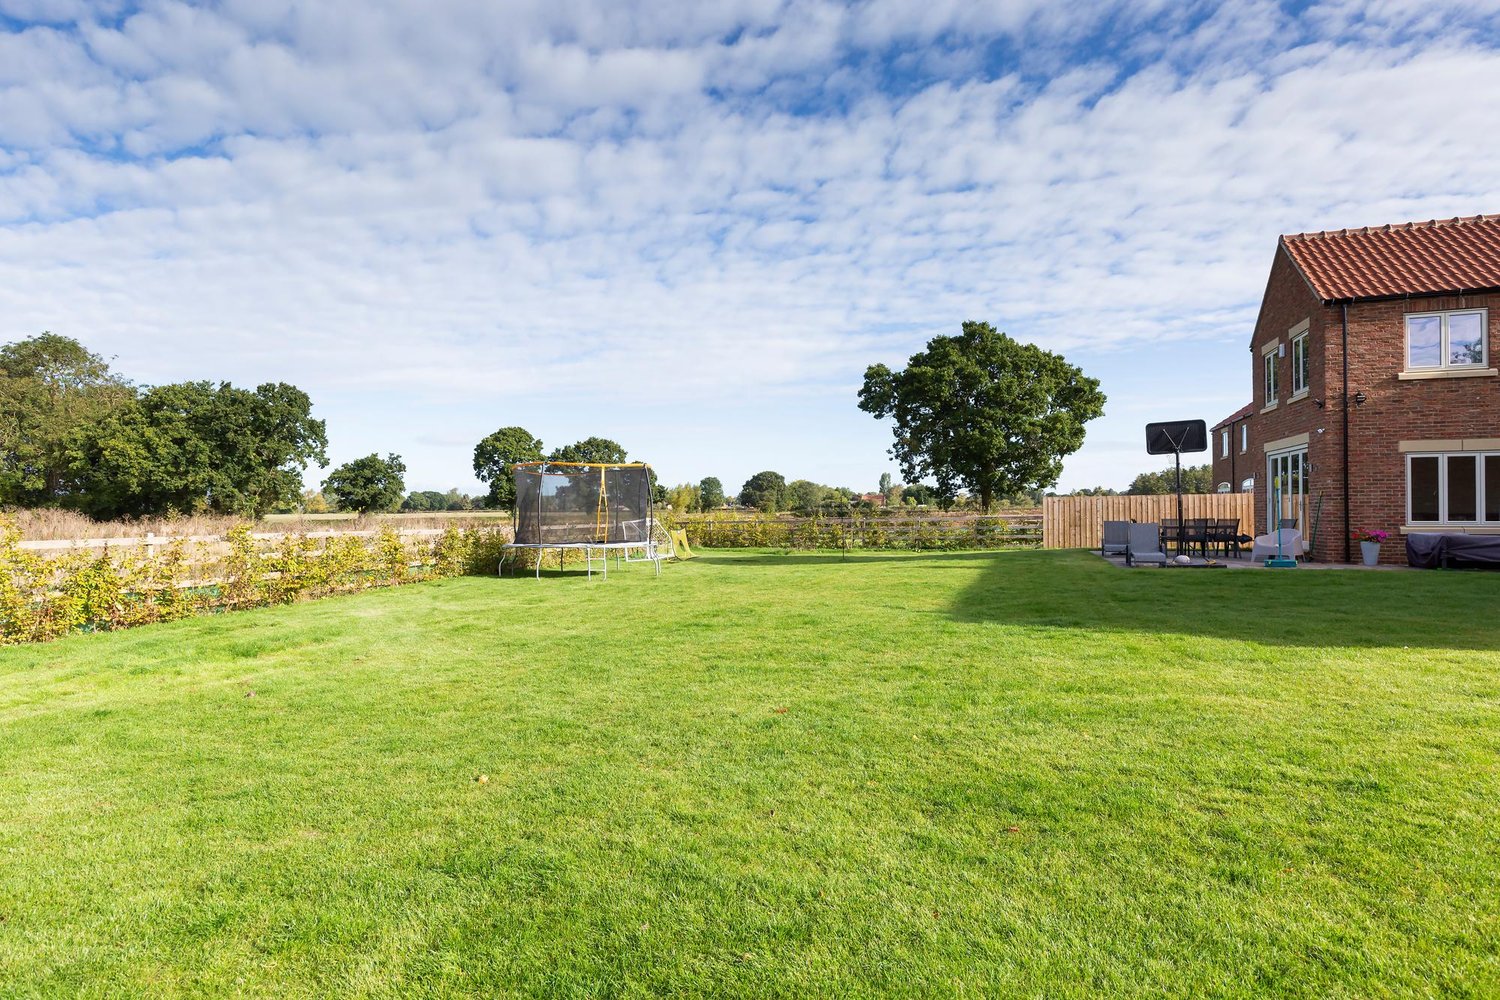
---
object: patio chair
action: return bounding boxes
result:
[1212,518,1242,558]
[1101,520,1130,557]
[1125,522,1169,567]
[1184,517,1211,557]
[1250,528,1303,562]
[1159,518,1182,555]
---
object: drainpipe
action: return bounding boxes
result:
[1341,302,1351,564]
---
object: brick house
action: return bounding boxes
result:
[1219,214,1500,563]
[1209,402,1255,495]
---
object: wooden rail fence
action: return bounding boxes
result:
[1042,494,1256,550]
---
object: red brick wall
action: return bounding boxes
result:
[1247,247,1331,555]
[1241,243,1500,563]
[1210,415,1253,496]
[1338,292,1500,563]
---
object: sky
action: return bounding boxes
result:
[3,0,1500,497]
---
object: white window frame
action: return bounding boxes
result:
[1291,331,1310,395]
[1240,424,1248,453]
[1406,451,1500,524]
[1404,308,1488,372]
[1221,429,1229,458]
[1263,352,1279,405]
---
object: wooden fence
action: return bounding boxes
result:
[1041,494,1256,550]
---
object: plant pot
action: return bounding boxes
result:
[1360,540,1380,566]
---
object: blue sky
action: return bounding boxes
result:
[3,0,1500,497]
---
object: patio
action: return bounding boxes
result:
[1097,550,1413,571]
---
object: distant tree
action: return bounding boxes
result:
[1127,464,1213,495]
[1068,485,1119,497]
[324,454,406,513]
[301,489,332,514]
[859,321,1106,512]
[0,333,134,507]
[472,426,544,510]
[878,472,893,496]
[401,490,448,512]
[902,483,939,507]
[549,437,627,464]
[739,471,787,513]
[667,483,702,512]
[698,476,725,509]
[786,479,831,516]
[443,488,473,511]
[67,381,327,519]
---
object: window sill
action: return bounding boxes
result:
[1400,524,1500,535]
[1287,389,1310,403]
[1259,401,1279,414]
[1398,367,1498,381]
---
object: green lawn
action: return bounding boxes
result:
[1,550,1498,998]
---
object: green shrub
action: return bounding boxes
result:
[0,518,518,646]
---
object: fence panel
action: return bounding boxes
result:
[1041,494,1256,550]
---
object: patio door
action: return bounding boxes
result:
[1266,447,1308,532]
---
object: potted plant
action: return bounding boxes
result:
[1351,528,1389,566]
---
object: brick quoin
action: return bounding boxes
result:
[1216,221,1500,564]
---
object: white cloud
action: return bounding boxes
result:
[1,1,1499,492]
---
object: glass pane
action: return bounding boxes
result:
[1448,455,1478,521]
[1448,312,1485,366]
[1486,456,1500,522]
[1407,316,1441,367]
[1409,457,1440,521]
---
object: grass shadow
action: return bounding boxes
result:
[691,550,1003,568]
[950,549,1500,651]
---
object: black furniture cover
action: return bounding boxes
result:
[1406,533,1500,569]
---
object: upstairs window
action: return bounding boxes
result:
[1406,309,1487,370]
[1291,332,1310,394]
[1241,425,1248,453]
[1263,351,1279,405]
[1221,429,1229,458]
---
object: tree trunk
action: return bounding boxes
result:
[980,484,992,513]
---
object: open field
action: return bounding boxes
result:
[1,550,1498,997]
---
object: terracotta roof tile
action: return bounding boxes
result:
[1280,214,1500,302]
[1211,403,1255,431]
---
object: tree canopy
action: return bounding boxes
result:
[698,477,725,510]
[323,453,407,513]
[738,471,787,513]
[1126,464,1213,495]
[858,321,1106,512]
[0,333,133,507]
[66,380,327,519]
[548,437,628,464]
[472,426,544,510]
[786,479,832,516]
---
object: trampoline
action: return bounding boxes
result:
[502,461,672,578]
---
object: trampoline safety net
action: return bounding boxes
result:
[513,463,654,546]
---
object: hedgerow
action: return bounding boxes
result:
[0,519,510,645]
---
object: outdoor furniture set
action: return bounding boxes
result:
[1108,518,1248,566]
[1107,517,1307,567]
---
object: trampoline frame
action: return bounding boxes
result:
[501,461,668,579]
